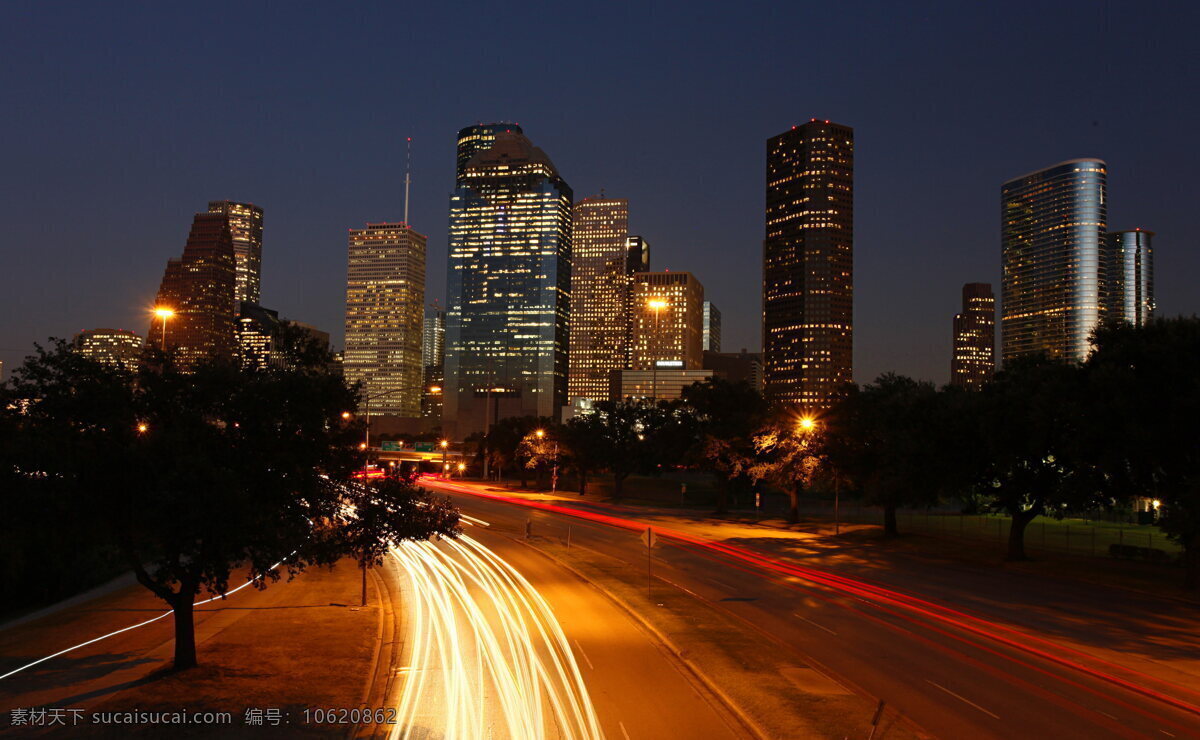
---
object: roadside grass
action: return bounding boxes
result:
[81,560,379,738]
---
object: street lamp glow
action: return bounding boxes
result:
[798,416,817,432]
[359,442,368,450]
[341,411,352,420]
[153,307,175,320]
[457,463,466,472]
[440,439,449,448]
[136,423,148,434]
[535,429,545,439]
[647,298,668,311]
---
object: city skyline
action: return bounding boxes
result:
[2,3,1197,389]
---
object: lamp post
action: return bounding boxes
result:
[797,415,832,532]
[356,388,408,454]
[647,298,668,400]
[153,307,175,351]
[441,439,449,478]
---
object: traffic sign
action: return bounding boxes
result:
[641,527,657,549]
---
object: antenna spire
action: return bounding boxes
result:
[404,137,412,226]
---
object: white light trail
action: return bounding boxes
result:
[389,534,603,740]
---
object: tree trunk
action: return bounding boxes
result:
[361,559,368,607]
[170,594,197,670]
[578,470,587,496]
[883,505,898,537]
[1006,510,1037,561]
[786,485,799,524]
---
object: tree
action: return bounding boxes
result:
[747,417,826,524]
[824,374,969,537]
[590,399,659,500]
[485,416,551,487]
[973,357,1095,561]
[681,378,768,515]
[518,426,559,489]
[559,414,606,495]
[1085,317,1200,588]
[1,336,460,670]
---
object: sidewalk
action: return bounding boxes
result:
[1,559,381,738]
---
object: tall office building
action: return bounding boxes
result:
[150,211,237,366]
[456,123,523,184]
[629,272,705,371]
[702,301,721,353]
[763,120,854,409]
[74,329,143,369]
[1001,159,1107,363]
[1104,229,1155,326]
[208,201,264,305]
[422,305,446,369]
[950,283,995,389]
[568,197,635,403]
[237,302,283,370]
[344,222,426,417]
[445,128,572,437]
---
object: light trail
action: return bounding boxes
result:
[422,477,1200,722]
[388,533,603,740]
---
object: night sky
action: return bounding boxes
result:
[3,1,1198,385]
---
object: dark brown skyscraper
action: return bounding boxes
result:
[150,212,237,366]
[951,282,995,389]
[763,120,854,408]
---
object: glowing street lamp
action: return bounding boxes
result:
[341,411,352,420]
[137,422,148,434]
[797,416,817,433]
[153,307,175,351]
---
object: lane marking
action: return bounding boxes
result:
[926,680,1000,719]
[619,720,632,740]
[1160,731,1175,737]
[1098,710,1117,720]
[703,576,736,591]
[793,613,837,636]
[574,639,595,671]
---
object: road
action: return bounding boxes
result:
[376,525,744,740]
[422,477,1200,740]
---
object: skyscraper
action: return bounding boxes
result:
[150,211,237,366]
[237,302,283,371]
[1001,159,1107,363]
[629,272,704,371]
[763,120,854,409]
[422,305,445,370]
[208,201,264,305]
[1104,229,1155,326]
[455,123,524,184]
[702,301,721,353]
[444,128,572,437]
[344,222,426,417]
[951,283,995,389]
[568,197,634,403]
[74,329,143,369]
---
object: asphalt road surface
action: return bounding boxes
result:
[423,478,1200,740]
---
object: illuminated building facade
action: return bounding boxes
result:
[74,328,143,369]
[422,305,445,369]
[445,129,572,437]
[344,222,426,417]
[612,368,715,402]
[1104,230,1155,326]
[950,283,995,389]
[763,120,854,409]
[456,123,523,184]
[237,302,282,370]
[702,301,721,352]
[1001,159,1106,363]
[568,197,637,403]
[208,201,264,305]
[150,211,237,366]
[630,272,704,372]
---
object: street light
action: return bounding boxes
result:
[795,415,838,534]
[341,411,352,420]
[153,307,175,351]
[136,422,148,434]
[797,416,817,433]
[441,439,449,476]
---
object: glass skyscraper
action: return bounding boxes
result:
[1103,229,1154,326]
[1001,159,1106,363]
[444,128,572,438]
[763,120,854,409]
[208,200,264,305]
[951,283,995,389]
